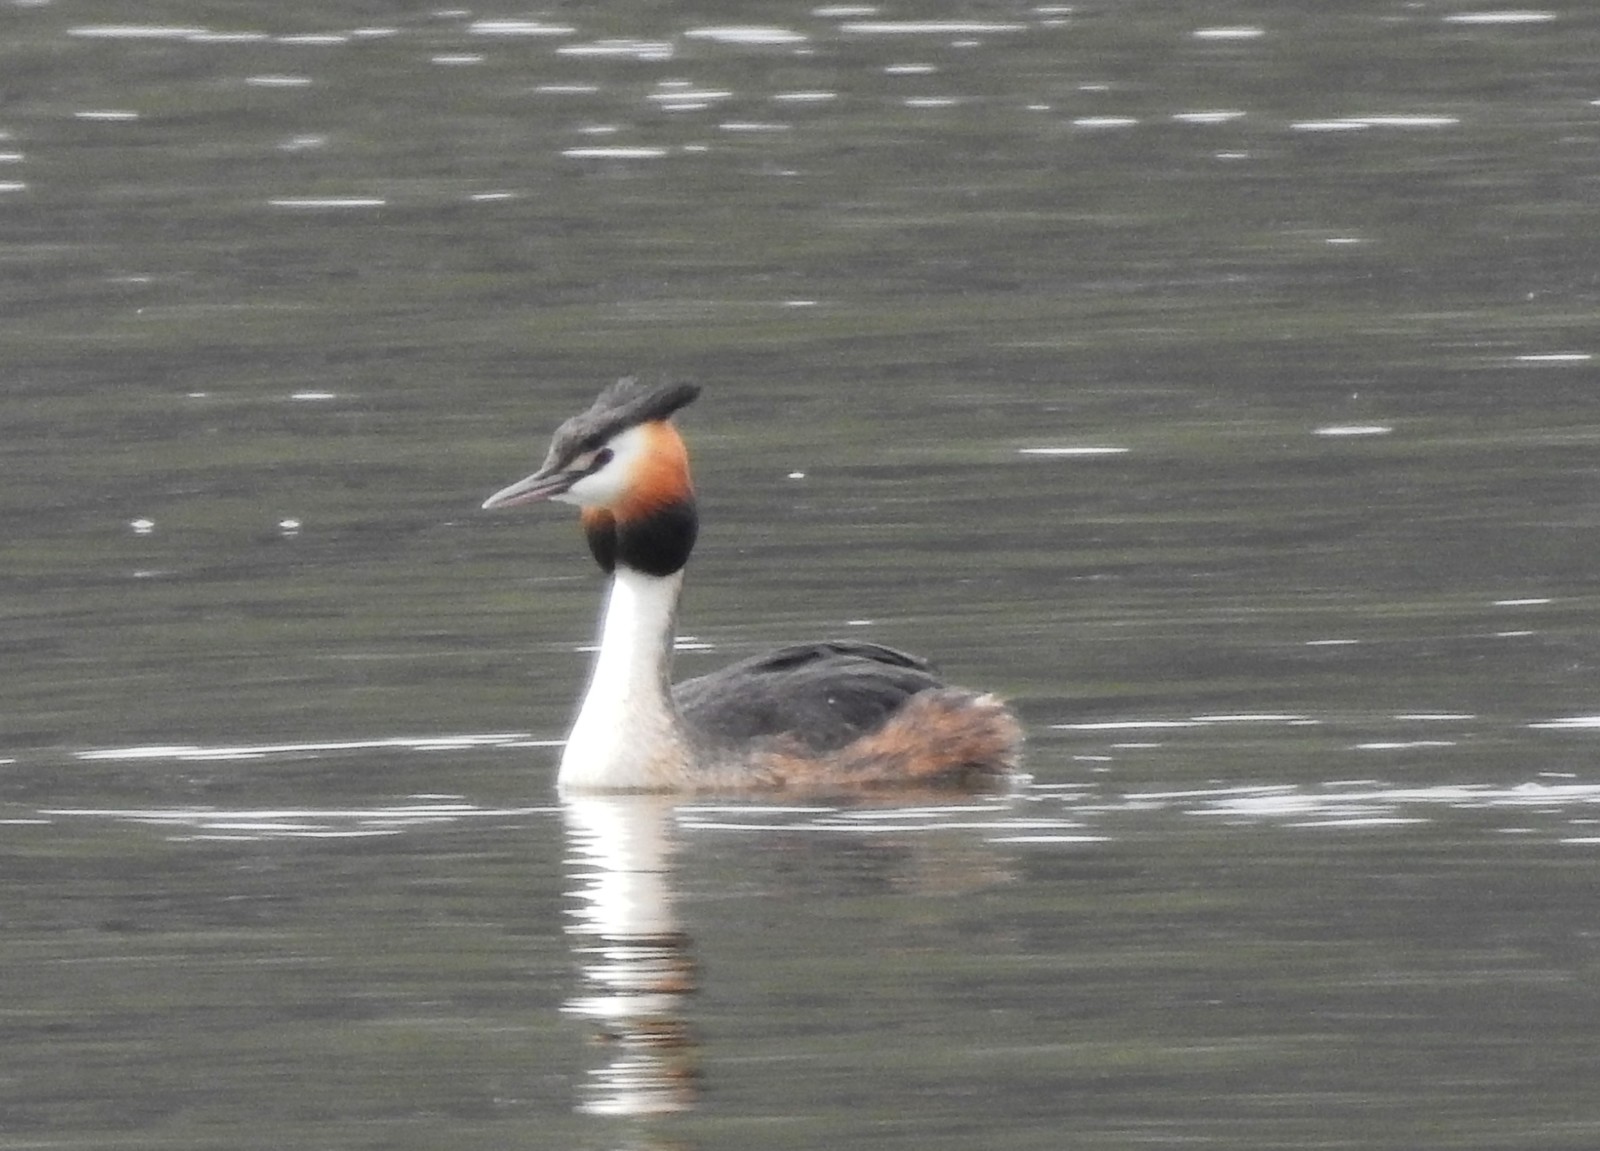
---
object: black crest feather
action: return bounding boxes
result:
[542,378,701,471]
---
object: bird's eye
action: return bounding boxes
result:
[590,448,614,471]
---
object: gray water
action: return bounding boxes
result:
[3,3,1600,1148]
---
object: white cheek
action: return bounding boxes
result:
[563,425,647,507]
[562,469,621,505]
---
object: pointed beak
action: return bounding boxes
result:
[481,465,579,511]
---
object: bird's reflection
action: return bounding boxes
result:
[561,794,698,1116]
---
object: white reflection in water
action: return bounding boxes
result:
[649,83,734,110]
[269,199,385,209]
[1357,115,1460,127]
[558,40,674,61]
[1018,445,1129,456]
[562,796,697,1115]
[1046,707,1600,838]
[468,20,576,37]
[1293,116,1459,132]
[68,25,209,39]
[75,732,546,761]
[1055,719,1204,730]
[675,793,1100,842]
[42,698,1600,850]
[1173,110,1246,124]
[684,26,807,45]
[1291,120,1369,132]
[41,802,542,840]
[1442,11,1556,24]
[839,21,1029,34]
[1122,780,1600,834]
[1355,740,1456,750]
[189,32,271,44]
[560,146,665,157]
[1314,424,1392,436]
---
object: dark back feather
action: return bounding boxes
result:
[673,640,945,752]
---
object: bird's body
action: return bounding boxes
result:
[483,378,1022,793]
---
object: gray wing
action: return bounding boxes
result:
[673,641,944,752]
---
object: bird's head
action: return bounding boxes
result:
[483,378,700,576]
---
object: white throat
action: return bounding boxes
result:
[559,566,690,791]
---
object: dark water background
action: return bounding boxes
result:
[3,3,1599,1147]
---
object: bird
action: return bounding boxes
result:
[482,377,1023,793]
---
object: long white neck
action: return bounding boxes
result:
[559,566,690,791]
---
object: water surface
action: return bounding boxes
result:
[2,2,1599,1147]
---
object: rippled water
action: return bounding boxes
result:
[4,2,1600,1148]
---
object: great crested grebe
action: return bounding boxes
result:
[482,378,1023,792]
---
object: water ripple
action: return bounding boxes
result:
[75,733,551,762]
[40,801,546,840]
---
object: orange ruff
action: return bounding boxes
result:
[614,420,694,522]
